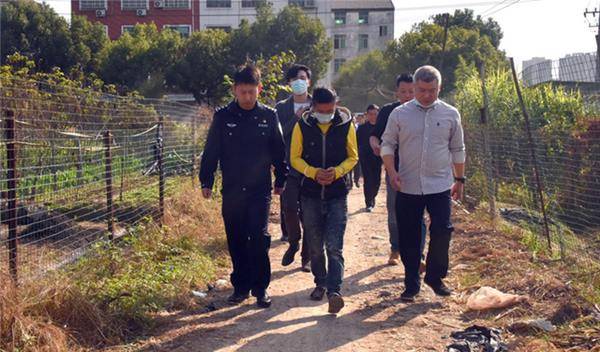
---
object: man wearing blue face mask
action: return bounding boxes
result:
[289,87,358,314]
[276,64,312,272]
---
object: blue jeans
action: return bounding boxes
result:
[301,195,348,295]
[386,174,426,254]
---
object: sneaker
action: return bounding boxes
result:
[227,291,249,305]
[281,244,299,266]
[310,286,326,301]
[256,292,272,308]
[301,259,311,273]
[328,293,345,314]
[400,288,419,302]
[424,278,452,297]
[280,235,289,242]
[388,251,400,266]
[366,207,373,212]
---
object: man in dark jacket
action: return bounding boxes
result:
[200,64,287,308]
[290,87,358,314]
[276,64,312,272]
[357,104,381,211]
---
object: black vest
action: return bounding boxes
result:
[299,110,352,200]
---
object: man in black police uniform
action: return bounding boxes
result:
[200,64,288,308]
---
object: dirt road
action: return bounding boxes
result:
[139,186,467,352]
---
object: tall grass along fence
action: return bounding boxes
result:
[456,56,599,273]
[0,77,210,283]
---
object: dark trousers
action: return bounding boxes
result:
[359,155,382,208]
[280,176,309,262]
[222,191,272,296]
[396,190,454,292]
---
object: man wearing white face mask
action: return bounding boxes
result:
[276,64,313,272]
[289,87,358,314]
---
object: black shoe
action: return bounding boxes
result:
[424,278,452,296]
[301,259,311,273]
[256,292,272,308]
[280,235,289,242]
[366,206,373,212]
[327,293,345,314]
[227,291,249,305]
[310,286,326,301]
[281,244,299,266]
[400,288,419,302]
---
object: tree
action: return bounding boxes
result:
[229,5,332,82]
[98,23,183,94]
[432,9,503,48]
[166,29,232,105]
[70,15,109,74]
[1,0,74,71]
[334,50,394,112]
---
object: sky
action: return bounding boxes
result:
[42,0,598,64]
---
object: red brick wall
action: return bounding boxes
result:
[72,0,199,40]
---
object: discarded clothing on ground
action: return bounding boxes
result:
[447,325,508,352]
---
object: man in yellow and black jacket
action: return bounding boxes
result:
[289,87,358,314]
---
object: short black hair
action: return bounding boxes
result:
[234,64,261,85]
[366,104,380,112]
[312,87,337,104]
[286,64,312,82]
[396,73,413,87]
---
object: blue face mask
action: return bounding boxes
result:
[290,79,308,95]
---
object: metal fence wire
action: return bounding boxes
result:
[0,77,210,282]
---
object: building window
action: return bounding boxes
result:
[122,25,135,34]
[334,11,346,25]
[206,0,231,7]
[164,0,190,8]
[164,25,192,37]
[241,0,259,7]
[334,34,346,50]
[80,0,107,10]
[359,34,369,50]
[334,58,346,73]
[207,25,232,33]
[122,0,148,10]
[358,11,369,24]
[288,0,315,7]
[379,25,388,37]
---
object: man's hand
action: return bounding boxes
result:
[451,182,464,201]
[274,187,285,196]
[389,172,402,192]
[369,136,381,156]
[295,106,310,118]
[202,188,212,199]
[316,167,336,185]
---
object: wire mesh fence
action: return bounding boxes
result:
[457,56,600,271]
[0,76,211,282]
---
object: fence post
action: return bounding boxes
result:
[120,136,126,202]
[157,115,164,223]
[191,113,198,187]
[104,130,114,240]
[509,58,552,252]
[478,63,497,219]
[5,110,18,283]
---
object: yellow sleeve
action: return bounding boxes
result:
[290,123,319,180]
[334,124,359,179]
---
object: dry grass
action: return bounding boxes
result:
[449,205,600,351]
[0,178,227,351]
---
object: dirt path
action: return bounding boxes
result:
[139,187,468,352]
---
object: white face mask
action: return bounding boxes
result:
[290,79,308,95]
[313,112,335,124]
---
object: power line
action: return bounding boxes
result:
[483,0,521,16]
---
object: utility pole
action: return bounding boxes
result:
[584,6,600,81]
